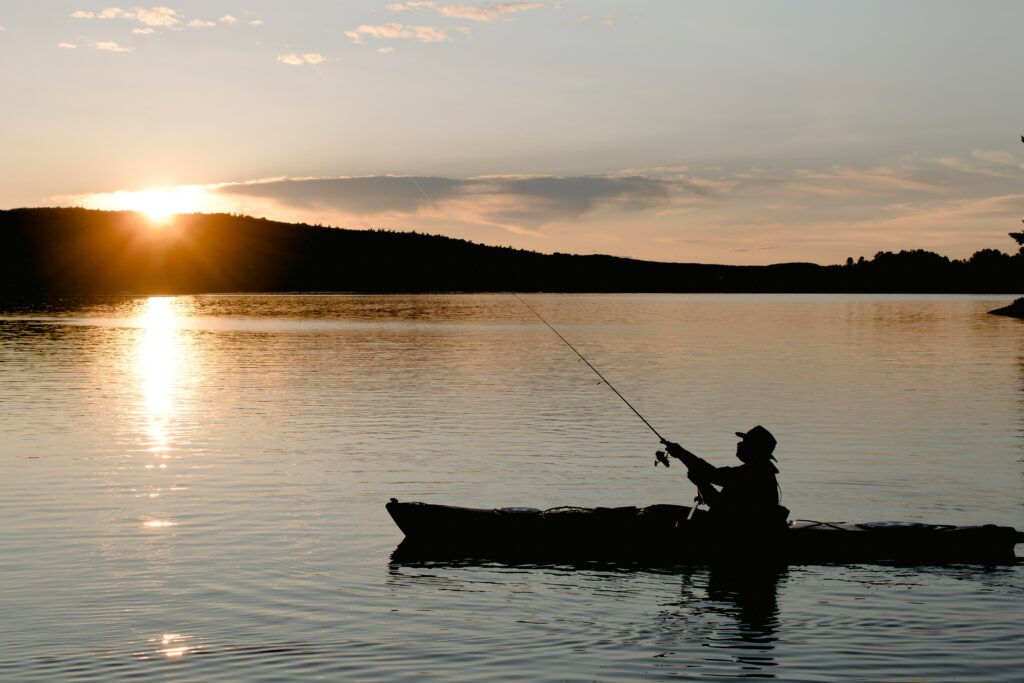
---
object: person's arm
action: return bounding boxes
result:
[662,441,717,480]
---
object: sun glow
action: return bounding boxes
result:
[82,186,208,225]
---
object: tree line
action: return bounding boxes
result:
[0,207,1020,295]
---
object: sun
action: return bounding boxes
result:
[130,187,204,226]
[135,190,180,224]
[85,186,206,226]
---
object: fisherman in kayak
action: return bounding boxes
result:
[661,426,788,528]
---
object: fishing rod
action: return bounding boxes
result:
[513,293,702,513]
[512,293,667,444]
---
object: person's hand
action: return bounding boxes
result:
[663,441,686,460]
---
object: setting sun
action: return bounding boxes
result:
[136,189,193,224]
[79,186,207,225]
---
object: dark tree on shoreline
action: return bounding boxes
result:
[987,136,1024,316]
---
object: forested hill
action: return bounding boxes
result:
[1,208,1020,294]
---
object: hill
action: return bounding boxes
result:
[0,208,1020,294]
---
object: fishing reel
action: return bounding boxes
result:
[654,450,671,467]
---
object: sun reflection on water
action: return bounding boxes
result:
[141,518,178,529]
[138,297,179,456]
[156,633,191,658]
[132,297,191,528]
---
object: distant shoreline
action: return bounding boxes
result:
[2,207,1020,297]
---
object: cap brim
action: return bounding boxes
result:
[735,431,747,439]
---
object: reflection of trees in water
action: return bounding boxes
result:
[654,564,785,678]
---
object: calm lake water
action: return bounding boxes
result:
[1,294,1022,681]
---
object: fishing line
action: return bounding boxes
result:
[512,292,666,443]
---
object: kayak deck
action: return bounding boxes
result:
[386,499,1024,564]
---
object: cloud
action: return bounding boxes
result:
[213,173,707,235]
[784,166,944,197]
[345,23,450,44]
[72,6,180,27]
[134,7,179,26]
[385,2,547,24]
[71,9,125,19]
[277,53,325,66]
[94,41,133,52]
[387,1,438,10]
[972,149,1024,169]
[187,19,215,28]
[933,150,1024,179]
[577,15,616,27]
[437,2,546,22]
[58,42,78,49]
[378,47,396,54]
[132,27,154,34]
[219,15,238,24]
[249,19,264,26]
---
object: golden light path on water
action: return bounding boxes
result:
[135,297,192,658]
[139,297,178,462]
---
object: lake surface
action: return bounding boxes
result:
[1,294,1022,681]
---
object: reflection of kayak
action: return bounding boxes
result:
[386,499,1024,564]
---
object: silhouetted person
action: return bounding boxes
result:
[661,426,788,530]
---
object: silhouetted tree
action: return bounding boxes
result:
[1010,231,1024,256]
[988,137,1024,315]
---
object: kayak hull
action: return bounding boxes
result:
[386,499,1023,564]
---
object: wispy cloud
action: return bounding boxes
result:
[132,6,179,26]
[387,1,438,10]
[249,19,264,26]
[437,2,545,22]
[70,6,180,28]
[277,53,326,66]
[345,23,451,44]
[934,148,1024,178]
[972,149,1024,169]
[58,42,77,49]
[132,27,154,35]
[351,2,546,47]
[187,19,215,28]
[71,8,125,19]
[386,2,547,22]
[211,173,709,236]
[219,15,238,24]
[788,166,944,196]
[577,15,616,27]
[94,41,133,52]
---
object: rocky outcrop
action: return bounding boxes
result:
[990,297,1024,318]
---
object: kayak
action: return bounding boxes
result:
[386,499,1024,564]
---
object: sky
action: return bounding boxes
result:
[1,0,1022,265]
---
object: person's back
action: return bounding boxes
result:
[663,425,788,531]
